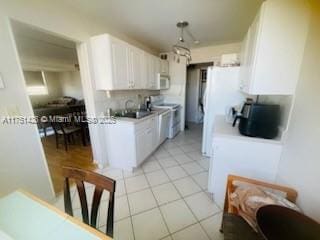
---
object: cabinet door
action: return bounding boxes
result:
[160,60,169,75]
[147,54,156,89]
[154,57,161,76]
[129,47,145,89]
[136,128,153,165]
[111,39,130,89]
[239,31,250,91]
[242,12,260,93]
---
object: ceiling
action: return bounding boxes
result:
[11,20,76,49]
[64,0,263,52]
[11,20,78,72]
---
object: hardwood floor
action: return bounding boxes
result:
[41,134,97,195]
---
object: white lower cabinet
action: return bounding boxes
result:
[105,114,162,170]
[135,127,153,166]
[208,136,282,209]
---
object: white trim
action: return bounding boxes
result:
[76,42,107,167]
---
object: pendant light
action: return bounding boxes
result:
[172,21,199,65]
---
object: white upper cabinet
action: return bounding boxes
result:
[239,0,310,95]
[160,59,169,75]
[90,35,130,90]
[90,34,164,91]
[111,38,131,89]
[128,46,146,89]
[146,53,157,90]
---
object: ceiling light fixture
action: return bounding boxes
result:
[172,21,199,65]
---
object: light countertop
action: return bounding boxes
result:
[213,115,283,145]
[113,108,170,124]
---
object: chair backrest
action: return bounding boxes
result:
[50,115,67,134]
[62,167,116,237]
[223,175,298,215]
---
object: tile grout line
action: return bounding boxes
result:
[141,162,172,240]
[96,130,210,239]
[121,169,137,240]
[156,139,215,240]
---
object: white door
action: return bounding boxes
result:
[111,40,130,89]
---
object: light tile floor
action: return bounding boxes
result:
[53,123,224,240]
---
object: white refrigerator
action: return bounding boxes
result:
[201,67,245,157]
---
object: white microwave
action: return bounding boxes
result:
[156,74,170,90]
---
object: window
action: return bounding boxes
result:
[24,71,48,95]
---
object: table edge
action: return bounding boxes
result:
[18,190,112,240]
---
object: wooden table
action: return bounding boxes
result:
[0,191,112,240]
[256,205,320,240]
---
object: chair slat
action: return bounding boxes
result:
[62,167,116,238]
[63,178,73,216]
[106,192,115,237]
[90,186,103,228]
[76,180,89,224]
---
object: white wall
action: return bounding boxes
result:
[29,71,63,107]
[161,54,187,131]
[0,17,54,200]
[58,71,84,100]
[276,0,320,221]
[0,0,157,200]
[190,42,241,64]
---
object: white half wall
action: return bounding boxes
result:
[0,17,54,200]
[276,0,320,221]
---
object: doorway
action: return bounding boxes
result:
[185,62,213,130]
[11,20,97,194]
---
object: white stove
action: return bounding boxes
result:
[150,95,181,139]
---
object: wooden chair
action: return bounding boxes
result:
[51,115,84,151]
[221,175,297,240]
[62,167,116,238]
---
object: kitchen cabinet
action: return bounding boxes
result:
[160,59,169,75]
[90,34,164,91]
[208,116,283,208]
[159,110,171,144]
[128,46,147,89]
[146,53,158,90]
[90,35,130,90]
[105,113,162,170]
[135,127,153,165]
[239,0,310,95]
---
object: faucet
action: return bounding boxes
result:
[125,99,134,112]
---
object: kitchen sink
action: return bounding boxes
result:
[115,110,152,119]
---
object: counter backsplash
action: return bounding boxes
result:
[94,89,159,115]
